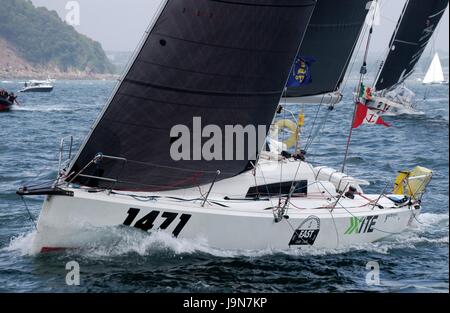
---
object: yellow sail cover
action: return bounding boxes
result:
[394,166,433,199]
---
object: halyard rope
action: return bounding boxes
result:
[341,0,379,174]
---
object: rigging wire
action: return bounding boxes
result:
[19,196,37,231]
[319,179,416,236]
[340,14,371,95]
[280,96,328,212]
[301,1,380,155]
[341,0,380,174]
[328,208,341,248]
[423,13,441,100]
[304,105,334,164]
[303,100,323,151]
[277,88,289,205]
[256,162,276,209]
[308,7,375,170]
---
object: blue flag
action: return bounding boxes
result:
[287,56,316,87]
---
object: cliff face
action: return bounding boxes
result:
[0,0,115,78]
[0,37,34,75]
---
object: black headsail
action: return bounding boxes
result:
[67,0,316,191]
[285,0,371,99]
[375,0,449,92]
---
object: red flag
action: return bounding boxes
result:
[353,102,390,129]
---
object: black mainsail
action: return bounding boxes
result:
[284,0,371,99]
[68,0,316,191]
[375,0,449,91]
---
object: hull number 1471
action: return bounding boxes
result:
[123,208,191,237]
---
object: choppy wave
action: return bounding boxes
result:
[383,109,426,117]
[422,97,450,103]
[4,231,35,256]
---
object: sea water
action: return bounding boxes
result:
[0,79,448,292]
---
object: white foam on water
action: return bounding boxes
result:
[423,97,450,103]
[417,212,449,224]
[3,231,36,256]
[12,106,72,113]
[81,228,235,258]
[383,108,425,116]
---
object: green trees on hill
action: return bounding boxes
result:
[0,0,114,73]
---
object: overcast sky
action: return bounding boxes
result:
[31,0,449,53]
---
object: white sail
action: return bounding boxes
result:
[423,53,445,84]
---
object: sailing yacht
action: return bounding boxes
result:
[423,53,448,85]
[366,0,449,115]
[18,0,432,254]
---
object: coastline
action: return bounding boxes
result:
[0,38,120,81]
[0,70,119,81]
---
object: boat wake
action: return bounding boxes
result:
[12,106,73,113]
[5,213,448,259]
[383,108,425,116]
[421,97,450,103]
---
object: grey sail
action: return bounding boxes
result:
[67,0,316,191]
[284,0,371,99]
[375,0,449,91]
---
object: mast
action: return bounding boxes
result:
[341,0,379,174]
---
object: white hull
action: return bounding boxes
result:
[370,86,418,116]
[30,159,420,254]
[20,85,54,93]
[281,92,343,106]
[32,189,419,254]
[369,97,418,116]
[423,81,449,86]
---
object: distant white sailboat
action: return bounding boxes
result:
[423,53,448,85]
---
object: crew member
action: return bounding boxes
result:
[365,87,373,101]
[8,92,17,104]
